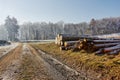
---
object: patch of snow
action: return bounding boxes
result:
[0,43,19,58]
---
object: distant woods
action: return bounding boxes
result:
[0,16,120,41]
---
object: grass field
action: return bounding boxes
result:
[31,42,120,80]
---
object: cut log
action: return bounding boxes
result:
[60,41,64,46]
[81,37,118,43]
[57,34,71,38]
[59,34,97,41]
[93,43,119,49]
[73,40,83,51]
[55,37,58,44]
[95,49,104,54]
[60,46,66,51]
[56,34,74,45]
[93,40,120,43]
[60,36,81,41]
[65,46,76,50]
[64,41,79,47]
[57,40,61,46]
[107,49,120,55]
[55,36,61,45]
[56,34,120,54]
[104,44,120,53]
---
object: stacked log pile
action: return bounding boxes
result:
[55,34,120,55]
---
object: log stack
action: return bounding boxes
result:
[55,34,120,55]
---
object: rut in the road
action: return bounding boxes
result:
[0,44,22,73]
[0,44,55,80]
[18,44,54,80]
[0,43,22,80]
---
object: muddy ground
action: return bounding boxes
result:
[0,43,88,80]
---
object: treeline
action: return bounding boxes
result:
[0,16,120,41]
[90,17,120,35]
[19,22,89,40]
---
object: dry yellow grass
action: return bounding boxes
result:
[31,43,120,80]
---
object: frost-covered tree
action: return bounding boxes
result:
[18,17,120,40]
[0,25,8,40]
[4,16,19,41]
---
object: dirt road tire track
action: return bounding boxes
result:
[31,45,99,80]
[31,45,90,80]
[0,43,22,72]
[28,44,66,80]
[0,43,90,80]
[17,44,54,80]
[0,43,22,80]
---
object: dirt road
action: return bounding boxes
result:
[0,43,85,80]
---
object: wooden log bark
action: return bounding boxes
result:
[93,40,120,43]
[60,46,66,51]
[103,44,120,53]
[56,34,74,45]
[60,36,81,41]
[93,43,119,48]
[57,34,71,38]
[95,49,103,54]
[59,34,97,41]
[56,33,120,45]
[72,40,83,51]
[107,49,120,55]
[64,41,79,47]
[81,37,117,43]
[65,46,76,50]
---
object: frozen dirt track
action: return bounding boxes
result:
[0,43,85,80]
[0,43,55,80]
[0,43,65,80]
